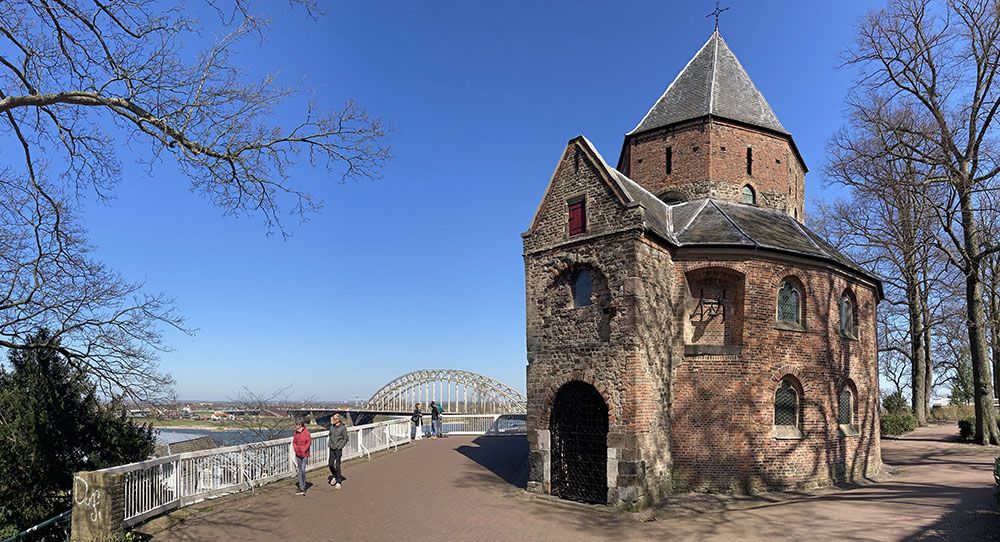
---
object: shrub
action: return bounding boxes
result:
[930,404,976,422]
[959,418,975,440]
[994,456,999,508]
[881,412,918,435]
[882,391,908,415]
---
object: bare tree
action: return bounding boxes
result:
[0,2,389,401]
[844,0,1000,444]
[819,139,944,423]
[0,173,181,400]
[228,385,303,443]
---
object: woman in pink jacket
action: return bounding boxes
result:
[292,420,311,495]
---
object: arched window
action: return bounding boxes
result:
[839,294,855,337]
[774,377,800,429]
[572,270,592,308]
[838,387,854,426]
[741,184,756,204]
[777,281,802,325]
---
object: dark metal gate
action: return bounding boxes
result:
[550,381,608,504]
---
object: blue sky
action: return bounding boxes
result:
[74,1,883,400]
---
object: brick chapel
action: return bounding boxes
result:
[522,31,884,508]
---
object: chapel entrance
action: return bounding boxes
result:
[549,380,609,504]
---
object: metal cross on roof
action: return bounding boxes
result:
[707,0,730,30]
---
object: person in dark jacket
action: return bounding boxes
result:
[292,420,311,495]
[430,400,443,439]
[410,403,422,439]
[327,414,348,489]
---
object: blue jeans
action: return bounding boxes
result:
[295,455,307,491]
[433,419,443,437]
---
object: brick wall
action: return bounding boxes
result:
[622,119,806,220]
[670,253,882,492]
[524,138,881,508]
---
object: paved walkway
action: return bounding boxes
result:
[149,425,1000,541]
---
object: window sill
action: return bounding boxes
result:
[774,320,806,333]
[839,424,860,437]
[839,332,859,341]
[772,426,804,440]
[684,345,743,356]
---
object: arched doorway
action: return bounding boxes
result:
[550,380,609,503]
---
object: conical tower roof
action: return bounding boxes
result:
[629,31,787,136]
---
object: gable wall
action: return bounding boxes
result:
[523,142,675,507]
[525,142,643,253]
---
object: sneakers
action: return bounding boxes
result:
[294,490,305,496]
[334,483,342,490]
[329,479,336,486]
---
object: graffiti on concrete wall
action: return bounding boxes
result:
[73,475,103,523]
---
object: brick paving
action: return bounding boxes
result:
[149,425,1000,541]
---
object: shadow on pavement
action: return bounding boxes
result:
[455,435,529,489]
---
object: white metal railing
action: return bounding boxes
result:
[91,413,522,529]
[96,418,411,527]
[418,413,527,436]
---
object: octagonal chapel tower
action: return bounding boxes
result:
[619,31,806,221]
[523,31,883,509]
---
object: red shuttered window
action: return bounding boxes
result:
[568,200,586,236]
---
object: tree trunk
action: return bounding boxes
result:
[922,270,933,420]
[906,269,928,424]
[989,261,1000,401]
[959,187,1000,445]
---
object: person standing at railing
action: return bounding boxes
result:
[410,403,422,440]
[328,413,348,489]
[292,420,311,496]
[430,401,443,439]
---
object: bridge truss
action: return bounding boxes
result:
[364,369,525,414]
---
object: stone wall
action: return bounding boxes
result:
[622,119,806,220]
[524,138,673,507]
[71,470,125,541]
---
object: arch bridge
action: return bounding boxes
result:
[364,369,526,414]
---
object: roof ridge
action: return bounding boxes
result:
[628,34,717,135]
[788,214,822,252]
[710,200,758,246]
[713,33,786,133]
[578,135,635,203]
[709,31,719,117]
[676,199,710,236]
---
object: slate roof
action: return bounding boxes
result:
[629,31,788,136]
[576,136,874,283]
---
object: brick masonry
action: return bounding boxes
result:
[523,134,881,508]
[620,118,806,221]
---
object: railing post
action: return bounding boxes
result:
[238,448,246,488]
[174,458,182,502]
[71,470,125,541]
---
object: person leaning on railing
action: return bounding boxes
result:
[292,420,311,496]
[430,400,443,439]
[410,403,422,439]
[328,414,349,489]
